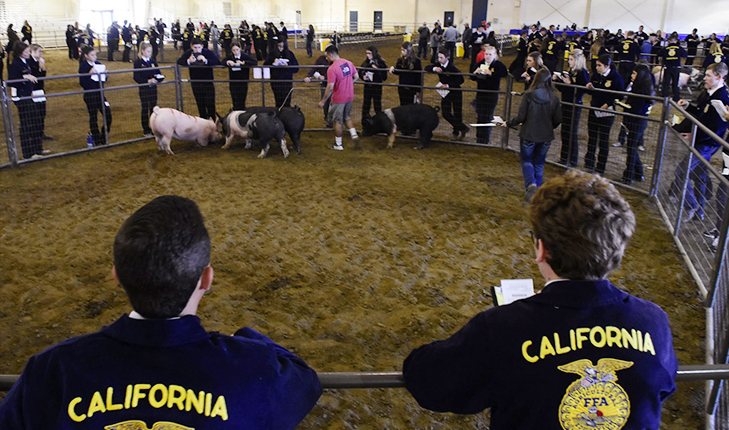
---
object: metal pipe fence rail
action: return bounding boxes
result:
[2,366,729,392]
[3,63,729,425]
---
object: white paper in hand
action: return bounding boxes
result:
[435,81,450,98]
[499,279,535,304]
[365,71,374,81]
[711,100,729,122]
[253,68,263,79]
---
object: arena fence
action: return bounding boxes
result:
[2,64,729,427]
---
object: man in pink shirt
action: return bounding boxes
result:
[318,45,360,150]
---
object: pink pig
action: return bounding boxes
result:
[149,106,222,155]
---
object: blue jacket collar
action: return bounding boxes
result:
[526,279,629,307]
[101,314,210,347]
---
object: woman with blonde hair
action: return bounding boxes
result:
[703,42,726,69]
[590,36,607,74]
[133,41,161,136]
[554,49,589,166]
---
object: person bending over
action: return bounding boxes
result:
[0,195,322,429]
[403,170,678,429]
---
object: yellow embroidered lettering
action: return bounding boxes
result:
[570,329,576,350]
[132,383,151,408]
[590,326,606,348]
[637,330,643,351]
[210,395,229,420]
[540,336,557,359]
[168,385,186,410]
[148,384,168,408]
[205,392,213,416]
[124,384,132,409]
[643,332,656,355]
[105,387,123,411]
[186,389,205,413]
[576,328,590,349]
[68,397,86,422]
[606,326,621,347]
[87,391,106,418]
[622,328,638,349]
[554,333,570,354]
[522,340,539,363]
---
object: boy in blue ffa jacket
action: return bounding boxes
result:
[585,54,624,175]
[617,32,640,84]
[670,62,729,222]
[425,51,469,140]
[8,42,44,159]
[177,38,220,120]
[79,45,113,146]
[0,195,322,429]
[133,42,162,136]
[224,42,257,111]
[264,41,299,108]
[403,170,678,430]
[659,35,687,101]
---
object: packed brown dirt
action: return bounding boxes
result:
[0,41,705,429]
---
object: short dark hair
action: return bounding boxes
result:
[114,196,211,318]
[191,38,203,46]
[325,44,339,55]
[530,170,635,279]
[80,44,95,57]
[597,54,612,67]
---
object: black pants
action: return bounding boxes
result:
[319,83,331,126]
[687,48,697,65]
[585,110,614,175]
[139,86,158,134]
[107,40,118,61]
[475,92,498,143]
[441,89,466,134]
[271,81,293,108]
[254,43,264,61]
[122,45,131,62]
[560,104,582,166]
[618,62,634,87]
[398,86,418,106]
[430,47,439,64]
[37,99,47,137]
[662,67,681,101]
[445,42,456,62]
[14,99,43,159]
[463,42,470,59]
[67,41,79,59]
[223,41,232,59]
[191,82,216,120]
[623,116,647,181]
[362,84,382,120]
[417,39,428,58]
[83,92,112,146]
[230,81,249,111]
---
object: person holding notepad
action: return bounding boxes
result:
[79,44,113,146]
[471,45,507,144]
[403,170,678,430]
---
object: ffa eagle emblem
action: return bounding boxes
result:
[105,421,194,430]
[622,42,630,51]
[605,81,612,88]
[558,358,633,430]
[668,49,676,57]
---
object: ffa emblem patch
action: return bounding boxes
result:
[668,49,676,57]
[623,43,630,51]
[105,421,194,430]
[605,81,612,88]
[558,358,633,430]
[705,105,710,113]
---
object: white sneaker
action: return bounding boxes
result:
[329,144,344,151]
[638,145,645,152]
[612,142,623,147]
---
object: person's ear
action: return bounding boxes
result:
[534,239,551,263]
[199,265,214,292]
[111,266,120,284]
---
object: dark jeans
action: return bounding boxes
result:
[14,99,43,159]
[520,140,551,189]
[67,41,79,59]
[475,92,498,143]
[430,47,439,64]
[559,104,582,166]
[398,86,418,106]
[441,89,466,134]
[585,110,615,174]
[417,39,428,58]
[687,48,697,65]
[618,62,634,87]
[271,81,293,108]
[362,84,383,120]
[319,83,331,126]
[139,86,157,134]
[122,45,132,62]
[230,81,249,111]
[191,82,216,120]
[716,175,728,230]
[623,116,647,181]
[670,143,720,217]
[306,39,313,57]
[83,91,112,145]
[107,39,119,61]
[662,67,681,101]
[463,42,470,59]
[445,42,456,62]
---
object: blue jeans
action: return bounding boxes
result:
[306,39,312,57]
[520,140,551,189]
[670,143,720,216]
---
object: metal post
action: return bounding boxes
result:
[501,76,513,149]
[174,64,183,111]
[674,122,698,236]
[706,180,729,307]
[651,97,672,197]
[568,83,578,164]
[261,74,266,107]
[99,82,109,145]
[1,85,18,167]
[419,69,425,105]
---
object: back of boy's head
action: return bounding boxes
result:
[114,196,211,318]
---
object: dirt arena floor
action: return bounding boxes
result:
[0,42,707,428]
